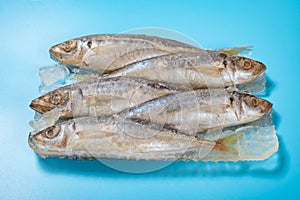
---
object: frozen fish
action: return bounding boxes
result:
[30,77,185,118]
[121,89,272,135]
[28,116,278,161]
[107,51,266,88]
[49,34,202,73]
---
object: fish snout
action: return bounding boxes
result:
[49,46,62,61]
[260,99,273,114]
[30,99,52,113]
[252,60,266,76]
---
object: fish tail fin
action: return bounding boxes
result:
[212,133,241,154]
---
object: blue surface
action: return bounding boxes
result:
[0,0,299,199]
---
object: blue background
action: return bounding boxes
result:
[1,0,299,199]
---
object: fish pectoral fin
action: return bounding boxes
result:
[216,46,253,56]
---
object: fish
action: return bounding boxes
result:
[28,116,218,160]
[50,34,265,88]
[30,77,186,119]
[120,89,272,135]
[28,116,278,161]
[49,34,203,73]
[107,51,266,88]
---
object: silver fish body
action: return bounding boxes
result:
[30,77,185,118]
[107,51,265,88]
[50,34,203,73]
[28,116,217,160]
[121,89,272,135]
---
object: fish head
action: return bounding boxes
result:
[30,88,71,114]
[49,39,84,65]
[230,92,272,121]
[29,122,75,151]
[227,56,266,83]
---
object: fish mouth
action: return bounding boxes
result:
[28,132,50,158]
[30,100,52,113]
[49,46,62,62]
[253,61,266,76]
[28,131,44,152]
[262,100,273,113]
[28,131,38,149]
[260,62,267,71]
[50,53,60,63]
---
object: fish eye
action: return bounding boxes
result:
[87,41,92,48]
[50,92,63,105]
[242,59,252,70]
[42,126,60,139]
[250,97,259,107]
[219,52,227,59]
[62,41,77,52]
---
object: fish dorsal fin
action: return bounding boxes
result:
[215,46,253,56]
